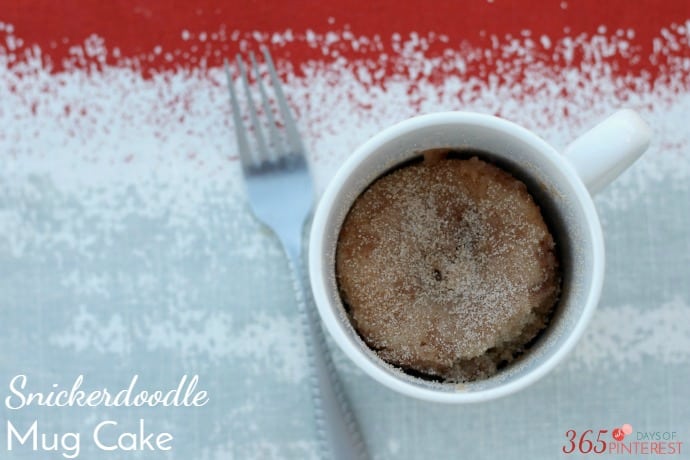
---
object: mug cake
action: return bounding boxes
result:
[335,152,561,382]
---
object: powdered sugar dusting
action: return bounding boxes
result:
[0,16,688,458]
[570,297,690,369]
[51,307,307,383]
[2,23,689,194]
[0,15,688,376]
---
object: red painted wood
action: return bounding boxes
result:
[1,0,687,75]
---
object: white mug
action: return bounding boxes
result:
[308,110,651,403]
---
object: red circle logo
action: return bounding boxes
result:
[612,428,625,441]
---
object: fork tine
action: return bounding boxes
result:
[250,51,283,160]
[261,45,305,156]
[236,54,271,165]
[224,59,253,170]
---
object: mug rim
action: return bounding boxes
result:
[309,111,605,403]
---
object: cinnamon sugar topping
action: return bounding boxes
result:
[336,155,561,382]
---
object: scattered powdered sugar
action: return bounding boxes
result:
[0,15,687,372]
[0,23,687,326]
[1,22,689,196]
[50,306,130,354]
[0,17,688,458]
[50,307,308,383]
[387,439,401,456]
[569,297,690,369]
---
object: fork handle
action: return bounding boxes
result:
[284,242,371,460]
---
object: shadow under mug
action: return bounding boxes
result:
[309,110,651,403]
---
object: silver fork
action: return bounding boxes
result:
[225,47,370,460]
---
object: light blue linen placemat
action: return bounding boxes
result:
[1,62,688,459]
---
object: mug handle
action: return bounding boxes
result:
[562,109,652,195]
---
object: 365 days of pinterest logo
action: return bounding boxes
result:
[562,424,683,456]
